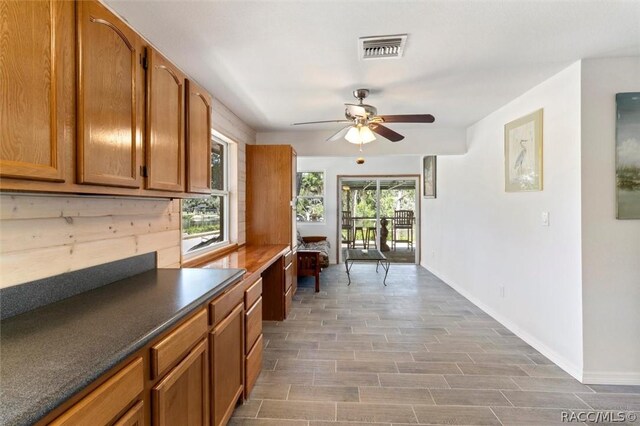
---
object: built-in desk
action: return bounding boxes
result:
[194,245,294,321]
[190,244,296,399]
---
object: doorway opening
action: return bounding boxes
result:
[338,175,420,264]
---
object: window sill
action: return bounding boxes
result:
[181,243,239,268]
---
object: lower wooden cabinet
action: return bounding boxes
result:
[285,286,293,317]
[210,302,244,426]
[152,339,208,426]
[114,401,144,426]
[43,277,262,426]
[245,334,263,398]
[49,358,143,426]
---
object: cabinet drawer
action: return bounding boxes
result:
[244,278,262,310]
[210,282,244,325]
[284,262,293,291]
[245,297,262,353]
[150,309,207,378]
[49,358,143,426]
[284,250,293,267]
[285,286,293,317]
[244,334,263,399]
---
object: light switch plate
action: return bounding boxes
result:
[541,211,550,226]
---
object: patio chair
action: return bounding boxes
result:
[392,210,414,251]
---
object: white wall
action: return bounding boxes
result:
[581,57,640,384]
[297,156,423,263]
[258,128,467,157]
[422,62,585,379]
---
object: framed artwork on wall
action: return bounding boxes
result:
[616,92,640,219]
[423,155,436,198]
[504,109,543,192]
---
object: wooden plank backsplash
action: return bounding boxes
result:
[0,195,181,288]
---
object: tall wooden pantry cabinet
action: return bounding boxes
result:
[246,145,298,320]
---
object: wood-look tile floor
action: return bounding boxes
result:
[230,265,640,425]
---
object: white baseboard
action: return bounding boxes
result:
[422,263,584,382]
[582,371,640,385]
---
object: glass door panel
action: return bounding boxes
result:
[340,179,376,259]
[379,178,417,264]
[339,176,418,264]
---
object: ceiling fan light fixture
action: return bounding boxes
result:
[345,126,376,145]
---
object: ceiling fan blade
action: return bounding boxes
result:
[369,123,404,142]
[377,114,435,123]
[292,119,352,125]
[326,125,353,142]
[345,104,367,117]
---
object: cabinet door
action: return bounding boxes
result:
[0,0,64,181]
[185,79,212,194]
[146,48,185,192]
[211,302,244,426]
[76,0,141,187]
[114,401,144,426]
[152,339,208,426]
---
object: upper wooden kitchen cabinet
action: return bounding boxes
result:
[145,48,186,192]
[185,80,212,194]
[0,0,66,182]
[76,0,143,188]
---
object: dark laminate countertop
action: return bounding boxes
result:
[0,268,245,426]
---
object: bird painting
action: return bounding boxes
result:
[504,109,543,192]
[514,139,528,174]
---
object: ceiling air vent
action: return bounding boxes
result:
[359,34,407,60]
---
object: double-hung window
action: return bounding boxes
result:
[182,138,229,256]
[296,171,325,223]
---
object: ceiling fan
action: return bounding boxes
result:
[292,88,435,145]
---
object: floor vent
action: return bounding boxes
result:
[359,34,407,60]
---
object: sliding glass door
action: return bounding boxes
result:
[339,176,419,264]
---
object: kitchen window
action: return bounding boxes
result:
[296,171,325,223]
[182,138,229,255]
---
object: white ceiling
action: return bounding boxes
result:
[107,0,640,132]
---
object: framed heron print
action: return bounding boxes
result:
[504,109,543,192]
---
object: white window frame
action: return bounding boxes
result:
[296,170,326,224]
[181,135,230,259]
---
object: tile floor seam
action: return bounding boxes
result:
[573,392,594,410]
[410,403,419,424]
[488,406,505,426]
[498,390,514,407]
[254,399,264,418]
